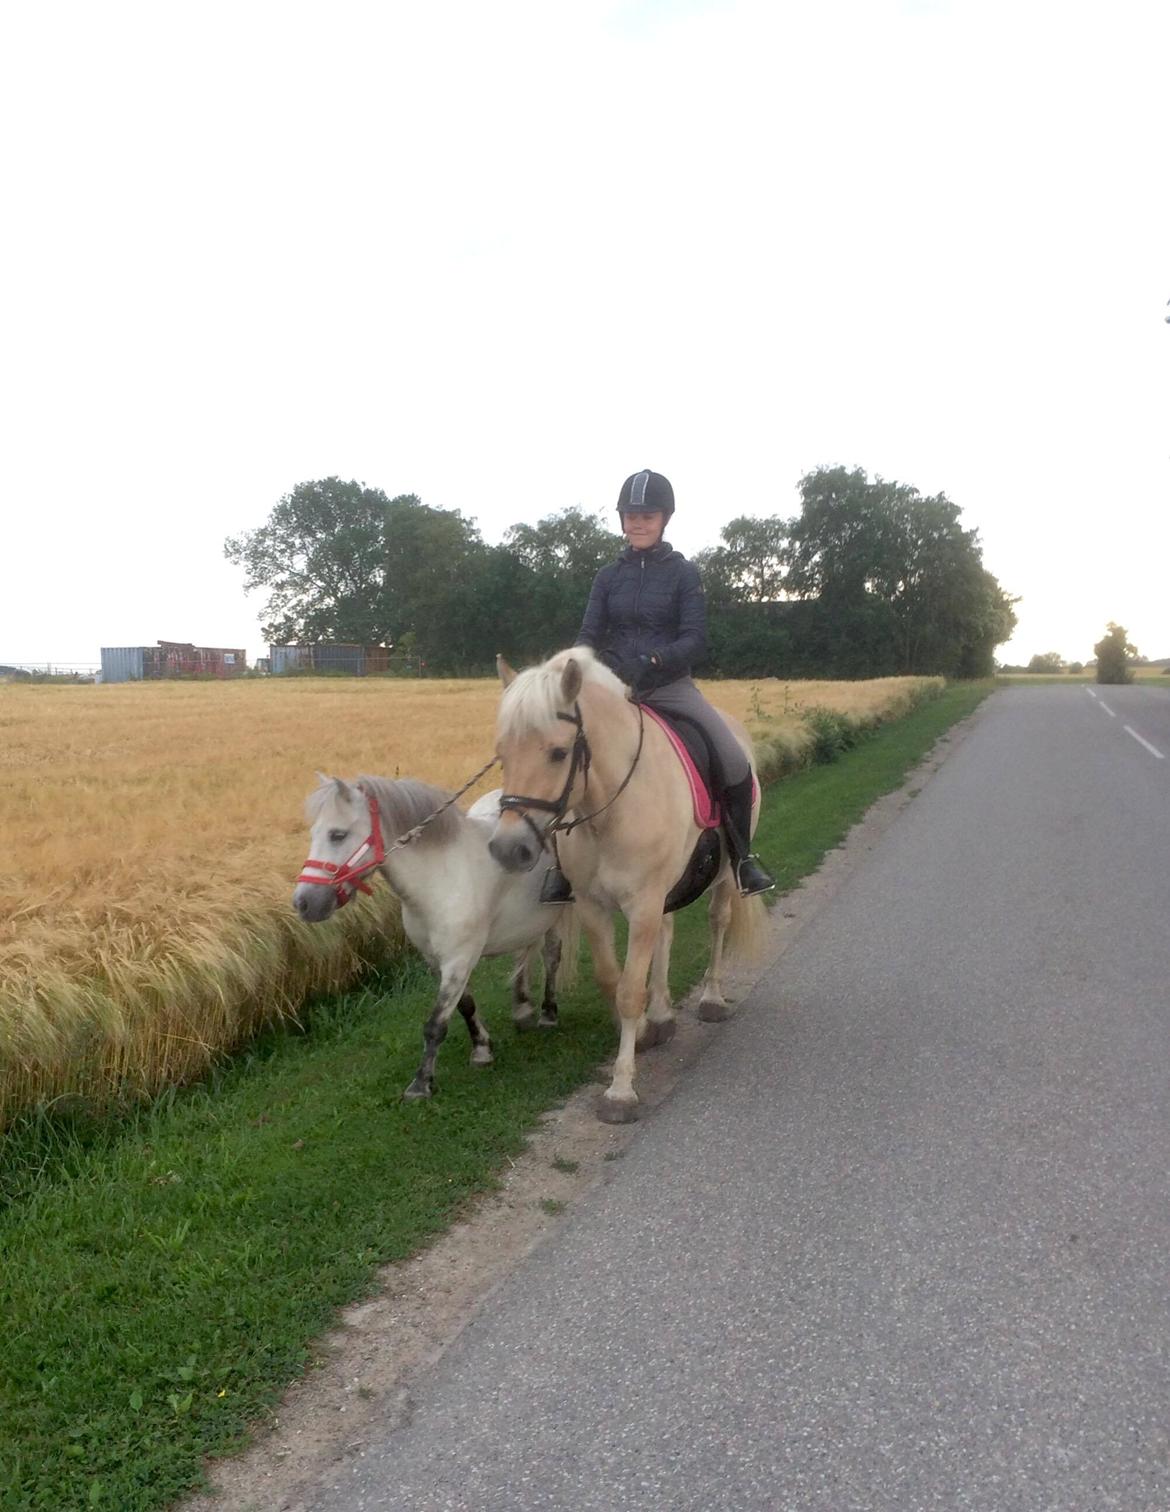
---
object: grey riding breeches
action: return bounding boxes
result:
[641,677,751,787]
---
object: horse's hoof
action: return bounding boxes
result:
[537,1012,559,1029]
[470,1046,494,1067]
[597,1093,639,1124]
[513,1010,539,1033]
[402,1080,433,1100]
[698,1000,733,1023]
[639,1018,676,1049]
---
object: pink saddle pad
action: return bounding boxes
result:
[642,705,759,831]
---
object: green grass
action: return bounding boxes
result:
[0,681,990,1510]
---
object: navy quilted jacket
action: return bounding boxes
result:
[575,542,707,690]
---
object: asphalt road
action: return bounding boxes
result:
[307,687,1170,1512]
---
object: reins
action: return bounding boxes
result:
[297,753,501,908]
[497,697,645,848]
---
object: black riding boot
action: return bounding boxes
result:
[722,774,775,897]
[539,862,575,905]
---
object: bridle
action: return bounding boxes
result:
[297,791,386,908]
[497,699,645,851]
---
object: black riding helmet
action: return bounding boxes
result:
[617,469,675,521]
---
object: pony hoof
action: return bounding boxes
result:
[402,1080,433,1100]
[639,1018,676,1049]
[698,1000,732,1023]
[470,1046,494,1067]
[537,1013,559,1029]
[597,1093,639,1125]
[513,1010,539,1033]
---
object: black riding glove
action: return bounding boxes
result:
[617,654,657,692]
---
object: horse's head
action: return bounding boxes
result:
[293,775,384,922]
[489,648,623,873]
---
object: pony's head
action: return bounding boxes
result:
[488,648,626,873]
[293,775,381,922]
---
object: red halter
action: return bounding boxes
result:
[296,793,386,908]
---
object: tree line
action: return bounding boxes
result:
[224,466,1017,679]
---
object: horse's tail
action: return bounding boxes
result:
[553,904,581,991]
[725,887,767,966]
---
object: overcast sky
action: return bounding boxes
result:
[3,0,1167,670]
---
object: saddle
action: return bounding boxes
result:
[640,705,725,914]
[640,706,722,829]
[639,703,762,915]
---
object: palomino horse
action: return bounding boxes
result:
[489,648,764,1122]
[293,775,576,1099]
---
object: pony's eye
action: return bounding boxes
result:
[548,746,568,763]
[328,829,349,844]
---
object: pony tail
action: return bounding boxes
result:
[725,889,766,965]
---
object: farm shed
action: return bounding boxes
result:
[100,642,246,683]
[269,644,390,676]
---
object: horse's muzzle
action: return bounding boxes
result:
[292,883,338,923]
[488,821,541,874]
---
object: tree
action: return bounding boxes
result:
[782,466,1016,677]
[1026,651,1064,673]
[1094,622,1138,684]
[695,516,788,607]
[224,477,395,645]
[502,508,624,657]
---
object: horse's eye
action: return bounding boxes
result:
[328,829,349,844]
[549,746,568,763]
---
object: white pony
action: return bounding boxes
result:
[293,775,576,1099]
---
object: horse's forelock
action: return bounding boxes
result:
[497,648,624,739]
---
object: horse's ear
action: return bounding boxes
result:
[560,656,583,705]
[497,654,517,688]
[315,771,332,787]
[332,776,355,802]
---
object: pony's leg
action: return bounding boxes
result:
[599,904,663,1124]
[404,958,482,1099]
[538,927,562,1028]
[510,945,540,1031]
[698,869,735,1022]
[457,992,494,1066]
[637,914,677,1049]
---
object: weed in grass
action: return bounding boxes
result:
[540,1198,568,1216]
[551,1156,579,1174]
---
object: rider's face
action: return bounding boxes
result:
[622,510,665,549]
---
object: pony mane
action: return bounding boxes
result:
[497,646,627,739]
[307,775,466,848]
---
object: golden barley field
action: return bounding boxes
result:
[0,673,939,1124]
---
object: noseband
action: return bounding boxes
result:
[497,699,645,849]
[297,792,386,908]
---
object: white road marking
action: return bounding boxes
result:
[1124,726,1165,760]
[1098,700,1116,718]
[1086,688,1098,699]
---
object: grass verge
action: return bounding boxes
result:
[0,682,991,1510]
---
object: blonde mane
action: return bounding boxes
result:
[497,647,628,740]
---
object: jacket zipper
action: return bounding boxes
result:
[634,555,646,650]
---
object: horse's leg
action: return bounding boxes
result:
[698,869,735,1022]
[575,894,620,1019]
[510,945,540,1031]
[538,926,562,1028]
[638,913,676,1049]
[457,992,494,1066]
[404,956,481,1099]
[599,903,663,1124]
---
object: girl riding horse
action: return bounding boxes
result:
[539,467,774,905]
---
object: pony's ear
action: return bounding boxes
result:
[560,656,583,706]
[315,771,333,787]
[332,776,355,802]
[497,654,517,688]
